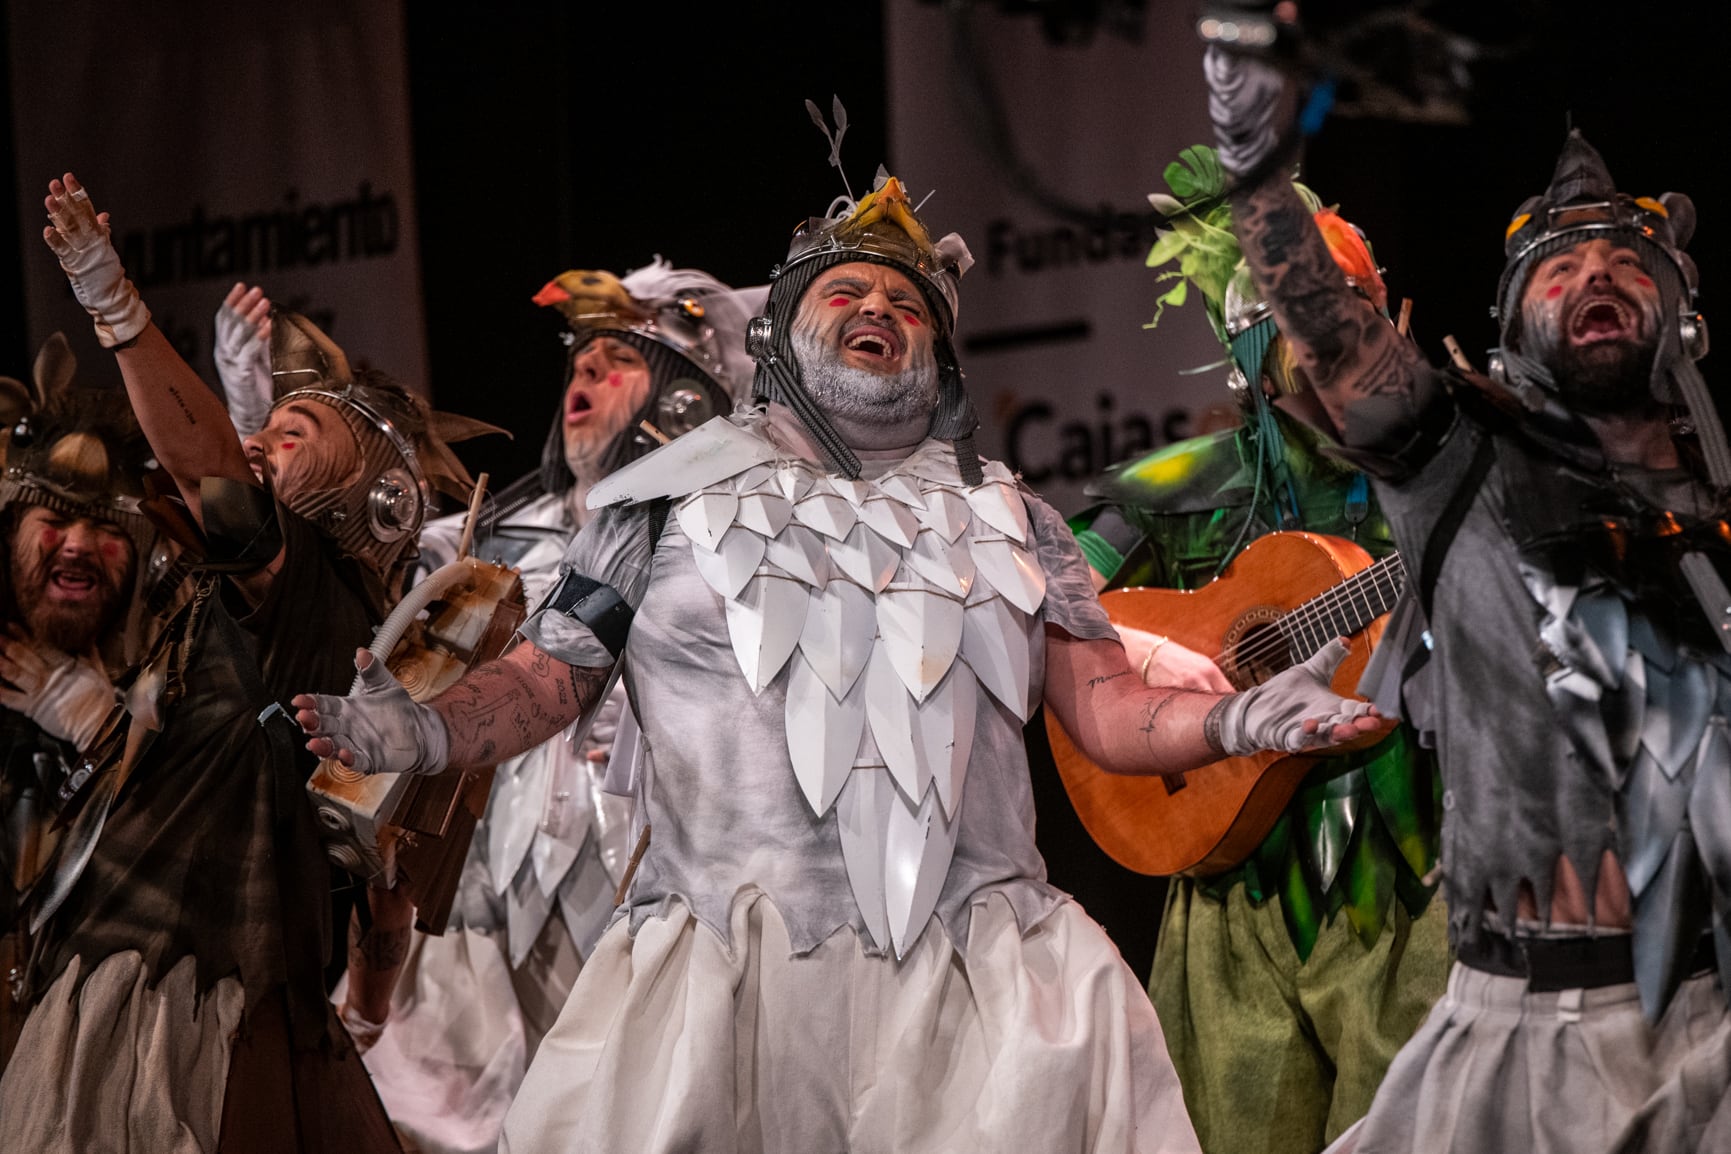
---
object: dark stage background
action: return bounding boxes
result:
[2,0,1725,981]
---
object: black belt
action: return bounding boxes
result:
[1458,930,1716,991]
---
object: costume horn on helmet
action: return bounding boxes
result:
[748,162,981,485]
[268,312,505,585]
[1491,130,1724,483]
[531,260,765,493]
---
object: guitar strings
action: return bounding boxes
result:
[1213,558,1406,671]
[1210,554,1407,670]
[1215,557,1405,669]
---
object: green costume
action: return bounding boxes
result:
[1070,148,1450,1154]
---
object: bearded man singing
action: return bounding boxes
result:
[1203,26,1731,1151]
[296,174,1383,1153]
[0,334,159,1071]
[2,173,495,1154]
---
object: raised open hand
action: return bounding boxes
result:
[42,172,150,347]
[1211,638,1389,755]
[215,282,275,436]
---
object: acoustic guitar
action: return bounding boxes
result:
[1047,531,1405,877]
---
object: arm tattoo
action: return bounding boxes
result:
[1138,689,1209,758]
[165,383,199,426]
[350,923,410,972]
[1230,178,1428,422]
[1088,671,1132,690]
[435,649,607,768]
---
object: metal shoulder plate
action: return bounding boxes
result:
[585,417,777,511]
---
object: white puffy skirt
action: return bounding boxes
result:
[501,889,1198,1154]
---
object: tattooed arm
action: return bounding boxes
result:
[1232,177,1434,450]
[294,640,611,773]
[1044,626,1387,772]
[1205,46,1449,472]
[429,642,609,769]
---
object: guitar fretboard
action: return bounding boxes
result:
[1275,552,1406,665]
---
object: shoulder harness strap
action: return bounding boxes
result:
[542,498,670,660]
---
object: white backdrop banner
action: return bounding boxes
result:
[8,1,426,395]
[888,1,1227,513]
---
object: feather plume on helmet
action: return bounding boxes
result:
[267,311,506,578]
[750,105,980,483]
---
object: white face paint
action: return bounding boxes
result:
[790,262,941,446]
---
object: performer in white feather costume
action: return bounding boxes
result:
[294,172,1387,1153]
[331,261,759,1154]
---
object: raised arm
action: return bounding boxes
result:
[1231,175,1429,443]
[1205,48,1441,468]
[43,173,253,523]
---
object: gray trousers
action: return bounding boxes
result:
[1331,962,1731,1153]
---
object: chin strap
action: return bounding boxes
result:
[1670,356,1731,488]
[952,433,983,486]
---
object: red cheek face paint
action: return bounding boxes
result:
[40,528,62,551]
[902,314,922,327]
[1546,285,1564,300]
[1636,276,1654,288]
[606,371,623,388]
[828,297,849,308]
[280,441,296,451]
[100,541,121,561]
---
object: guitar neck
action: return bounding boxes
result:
[1277,552,1406,662]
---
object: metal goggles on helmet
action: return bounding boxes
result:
[269,312,499,579]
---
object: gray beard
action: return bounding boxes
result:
[790,326,940,433]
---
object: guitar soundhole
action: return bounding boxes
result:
[1221,608,1292,689]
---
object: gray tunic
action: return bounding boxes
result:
[1375,405,1731,1016]
[520,449,1115,959]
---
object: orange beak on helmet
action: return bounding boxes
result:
[531,281,573,307]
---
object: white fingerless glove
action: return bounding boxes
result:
[304,655,450,776]
[44,180,150,348]
[214,297,273,437]
[0,651,119,749]
[1203,43,1292,180]
[1211,638,1375,755]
